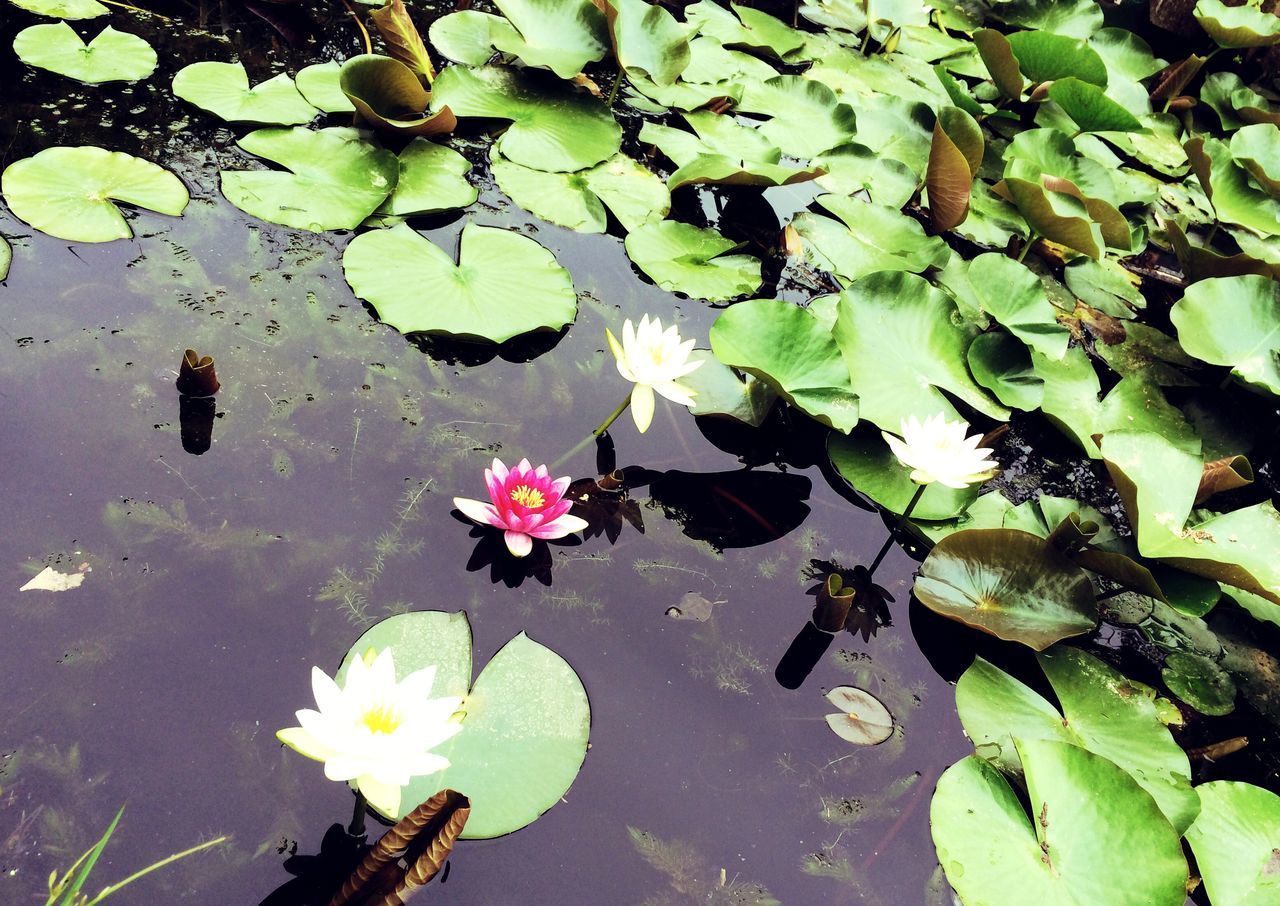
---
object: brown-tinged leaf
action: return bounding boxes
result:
[340,54,456,137]
[1196,455,1254,504]
[1165,218,1280,282]
[927,107,983,232]
[1151,54,1207,104]
[1046,512,1099,555]
[974,28,1023,100]
[176,348,220,396]
[1185,136,1214,202]
[369,0,436,83]
[330,789,470,906]
[1003,176,1104,259]
[812,573,853,632]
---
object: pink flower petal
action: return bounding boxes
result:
[528,514,590,539]
[453,496,505,528]
[504,530,534,557]
[490,458,509,483]
[550,475,571,499]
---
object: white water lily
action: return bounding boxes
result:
[277,648,463,816]
[605,314,703,433]
[882,414,999,489]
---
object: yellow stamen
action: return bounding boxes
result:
[361,704,401,735]
[509,484,546,508]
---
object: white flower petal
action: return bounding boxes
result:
[630,383,656,433]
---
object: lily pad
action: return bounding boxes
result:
[926,106,982,232]
[337,611,589,837]
[429,0,607,79]
[914,529,1097,650]
[221,127,398,231]
[956,648,1200,833]
[788,195,951,284]
[1161,651,1236,716]
[340,54,456,137]
[1185,781,1280,906]
[0,238,9,281]
[491,150,668,233]
[932,739,1189,906]
[813,143,917,208]
[1006,30,1108,87]
[832,270,1006,430]
[380,139,476,217]
[2,146,188,243]
[604,0,691,86]
[968,331,1044,411]
[1229,123,1280,196]
[638,112,821,190]
[431,65,621,172]
[709,298,858,431]
[295,60,356,113]
[14,23,156,84]
[824,686,893,745]
[343,222,576,342]
[624,221,761,302]
[1048,77,1145,134]
[966,253,1070,360]
[172,61,316,125]
[736,75,857,158]
[1187,135,1280,235]
[682,350,778,427]
[8,0,106,18]
[1171,274,1280,396]
[1195,0,1280,48]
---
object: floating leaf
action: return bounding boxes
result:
[1162,651,1236,716]
[172,61,316,125]
[832,270,1006,430]
[1185,781,1280,906]
[430,0,607,79]
[2,146,188,242]
[603,0,691,86]
[639,112,821,190]
[1006,30,1108,87]
[491,150,668,233]
[968,331,1044,411]
[431,65,620,172]
[965,253,1069,360]
[221,127,398,231]
[828,429,979,520]
[8,0,105,18]
[956,649,1200,833]
[19,566,85,592]
[974,28,1023,100]
[1195,0,1280,48]
[1186,135,1280,235]
[295,60,355,113]
[1002,175,1103,259]
[1048,77,1145,134]
[0,237,10,281]
[682,350,777,427]
[343,222,576,342]
[736,75,857,158]
[813,142,917,208]
[1171,274,1280,396]
[337,611,589,836]
[824,686,893,745]
[1229,123,1280,196]
[932,740,1188,906]
[709,298,858,431]
[926,107,982,232]
[340,54,456,137]
[624,221,761,301]
[788,195,951,284]
[14,23,156,83]
[380,138,475,217]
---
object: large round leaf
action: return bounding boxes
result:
[709,298,858,431]
[337,611,590,838]
[491,150,668,233]
[736,75,856,158]
[343,222,577,342]
[1195,0,1280,48]
[9,0,106,18]
[430,65,620,172]
[14,23,156,83]
[966,253,1070,360]
[604,0,691,86]
[789,196,951,284]
[914,529,1097,650]
[624,221,761,302]
[380,138,476,217]
[1171,274,1280,396]
[1185,781,1280,906]
[828,429,978,519]
[1186,135,1280,235]
[1048,77,1145,134]
[172,61,316,125]
[295,60,356,113]
[931,740,1188,906]
[956,649,1200,834]
[1,146,188,242]
[0,238,11,281]
[1006,30,1108,86]
[638,112,820,190]
[221,127,398,231]
[485,0,608,79]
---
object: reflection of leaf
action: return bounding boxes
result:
[648,469,811,550]
[565,474,645,544]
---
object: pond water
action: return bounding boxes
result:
[0,4,980,902]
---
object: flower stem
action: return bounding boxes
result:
[593,394,632,438]
[1015,233,1038,263]
[867,483,927,577]
[347,792,368,837]
[606,71,623,108]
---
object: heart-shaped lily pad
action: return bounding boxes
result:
[9,0,106,18]
[603,0,692,86]
[431,0,607,79]
[1171,274,1280,395]
[221,127,399,231]
[491,150,668,233]
[638,111,822,190]
[624,221,761,301]
[2,146,188,242]
[824,686,893,745]
[788,194,951,284]
[0,238,11,281]
[295,60,356,113]
[914,529,1097,650]
[1195,0,1280,48]
[932,739,1188,906]
[173,61,316,125]
[1185,781,1280,906]
[737,75,857,158]
[430,65,620,172]
[14,23,156,83]
[379,138,476,218]
[336,610,589,837]
[343,222,577,342]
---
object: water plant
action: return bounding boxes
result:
[452,457,589,557]
[602,314,703,434]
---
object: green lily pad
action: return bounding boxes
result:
[832,270,1006,430]
[1195,0,1280,48]
[638,112,821,190]
[1048,77,1145,134]
[14,23,156,84]
[624,221,761,302]
[1187,135,1280,235]
[956,649,1200,833]
[1185,781,1280,906]
[172,61,316,125]
[0,238,11,281]
[1171,274,1280,395]
[932,740,1189,906]
[914,529,1097,650]
[828,429,978,519]
[380,139,476,217]
[605,0,691,86]
[1006,30,1108,87]
[337,611,589,837]
[968,331,1044,411]
[1229,123,1280,196]
[295,60,356,113]
[1161,651,1236,716]
[685,1,804,59]
[340,54,456,137]
[343,222,577,342]
[736,75,857,158]
[430,0,607,79]
[431,65,620,172]
[429,11,519,67]
[813,143,917,208]
[1,146,188,243]
[708,298,858,432]
[789,195,951,284]
[989,0,1103,37]
[682,349,778,427]
[221,127,398,231]
[491,150,668,233]
[1003,175,1104,259]
[966,253,1069,360]
[8,0,106,18]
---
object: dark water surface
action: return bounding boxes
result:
[0,3,975,902]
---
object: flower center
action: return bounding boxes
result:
[360,704,402,735]
[509,484,545,508]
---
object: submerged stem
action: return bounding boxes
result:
[100,0,172,19]
[867,483,927,577]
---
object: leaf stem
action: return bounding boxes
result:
[348,792,368,837]
[85,837,227,904]
[867,483,927,577]
[606,71,623,108]
[99,0,172,21]
[1015,233,1038,263]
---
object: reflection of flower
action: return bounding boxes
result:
[606,315,702,433]
[454,458,589,557]
[882,414,998,489]
[277,649,463,817]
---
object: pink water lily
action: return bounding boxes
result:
[453,458,590,557]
